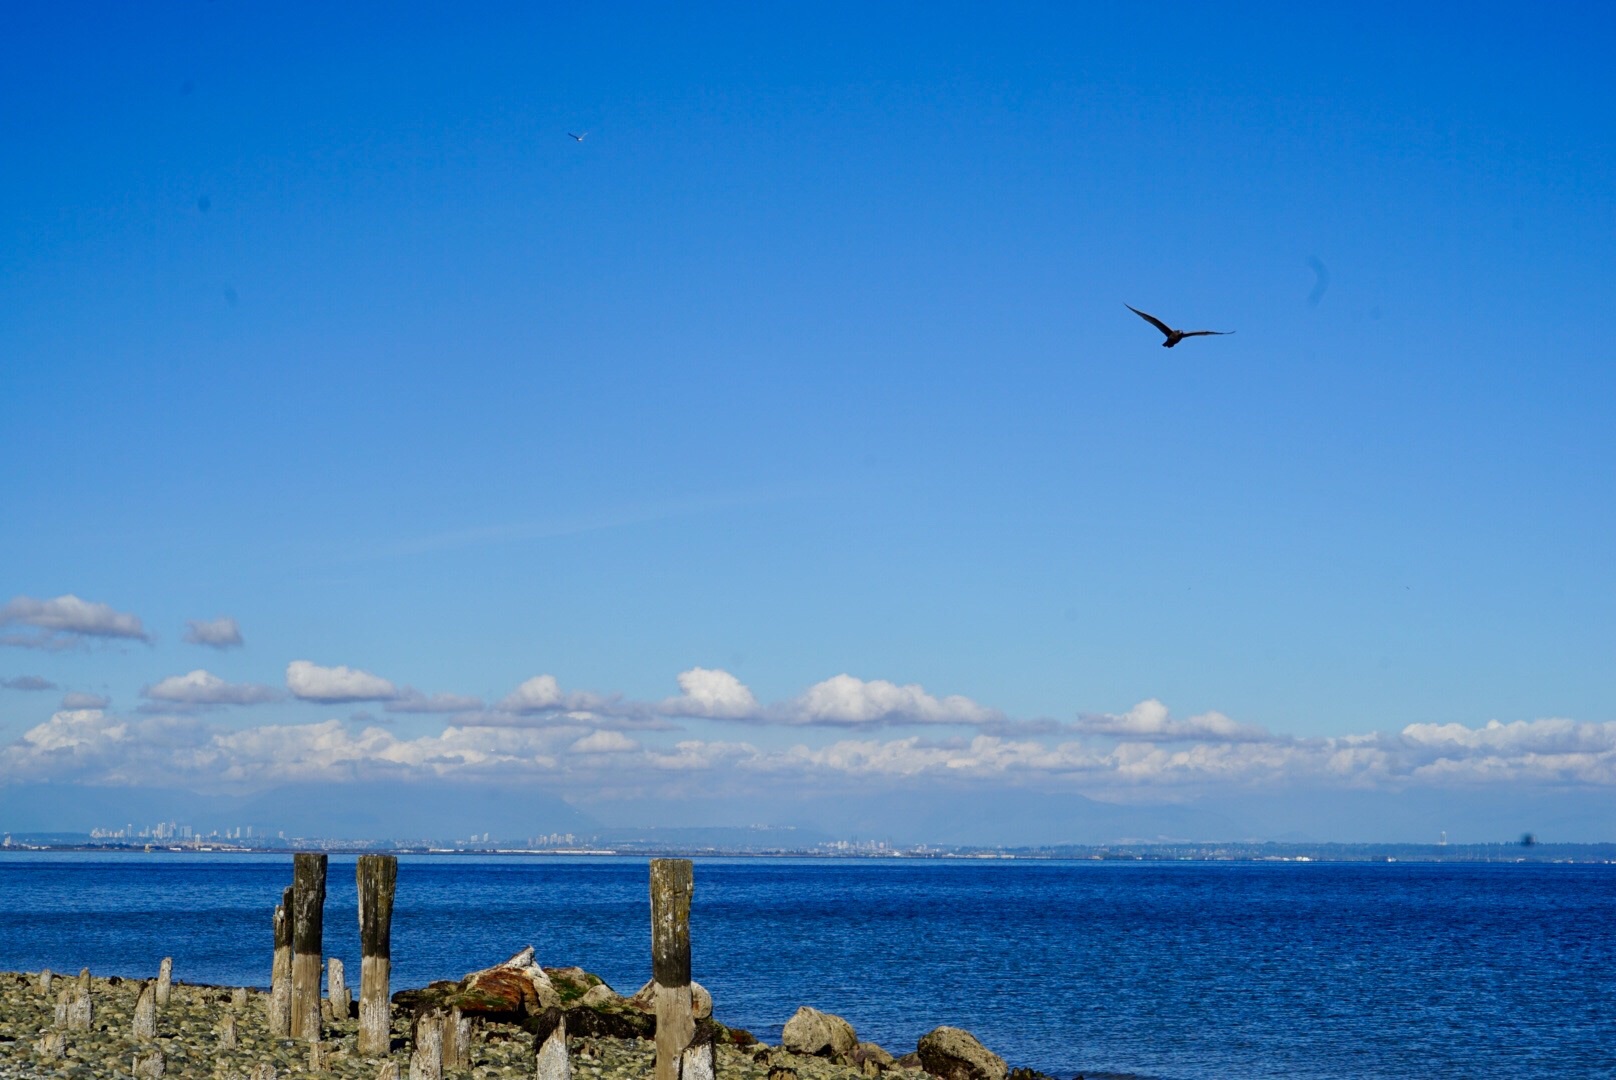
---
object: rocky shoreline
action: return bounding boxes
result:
[0,963,1041,1080]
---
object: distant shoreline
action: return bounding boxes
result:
[2,839,1613,863]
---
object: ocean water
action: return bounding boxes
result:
[1,853,1612,1079]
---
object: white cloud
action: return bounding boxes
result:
[183,617,244,649]
[17,708,128,754]
[285,660,398,703]
[570,730,640,754]
[661,667,761,719]
[782,674,1000,727]
[0,594,149,648]
[143,669,281,706]
[496,674,627,718]
[60,691,111,710]
[385,690,487,714]
[1074,699,1276,743]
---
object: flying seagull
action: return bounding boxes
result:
[567,132,588,142]
[1125,304,1234,347]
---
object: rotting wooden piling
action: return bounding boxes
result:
[156,957,173,1006]
[269,885,293,1035]
[650,858,695,1080]
[409,1010,444,1080]
[291,852,328,1040]
[328,956,349,1019]
[357,853,397,1057]
[534,1008,570,1080]
[133,981,157,1039]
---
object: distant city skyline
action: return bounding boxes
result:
[4,3,1614,844]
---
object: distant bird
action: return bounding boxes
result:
[1125,304,1234,347]
[567,132,588,142]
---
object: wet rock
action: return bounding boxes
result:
[916,1027,1007,1080]
[782,1006,858,1058]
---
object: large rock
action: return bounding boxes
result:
[393,947,561,1020]
[782,1006,858,1058]
[628,978,714,1020]
[916,1027,1007,1080]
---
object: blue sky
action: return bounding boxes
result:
[3,2,1615,842]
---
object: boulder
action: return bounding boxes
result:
[781,1006,858,1058]
[854,1043,896,1068]
[627,978,713,1020]
[393,947,560,1020]
[916,1027,1006,1080]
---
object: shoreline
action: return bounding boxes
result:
[0,969,1061,1080]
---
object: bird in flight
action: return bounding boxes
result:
[1125,304,1234,347]
[567,132,588,142]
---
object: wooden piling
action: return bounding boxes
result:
[409,1010,444,1080]
[328,957,350,1019]
[38,968,52,995]
[133,981,157,1040]
[534,1009,570,1080]
[132,1047,165,1078]
[291,853,328,1041]
[650,858,695,1080]
[357,854,397,1057]
[269,885,293,1036]
[443,1006,471,1072]
[155,957,173,1007]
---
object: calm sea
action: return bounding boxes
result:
[1,854,1612,1079]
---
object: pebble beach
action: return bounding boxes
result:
[0,970,939,1080]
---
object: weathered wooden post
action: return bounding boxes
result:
[291,853,328,1040]
[328,957,349,1019]
[651,858,695,1080]
[443,1007,471,1071]
[133,981,158,1039]
[357,854,398,1057]
[38,968,52,995]
[533,1008,569,1080]
[269,885,293,1035]
[409,1010,444,1080]
[155,957,173,1006]
[133,1047,165,1078]
[218,1012,239,1048]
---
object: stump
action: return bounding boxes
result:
[409,1010,444,1080]
[443,1006,471,1071]
[650,859,695,1080]
[533,1009,570,1080]
[358,854,397,1057]
[292,852,328,1040]
[155,957,173,1006]
[329,956,351,1019]
[133,981,158,1040]
[133,1047,166,1078]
